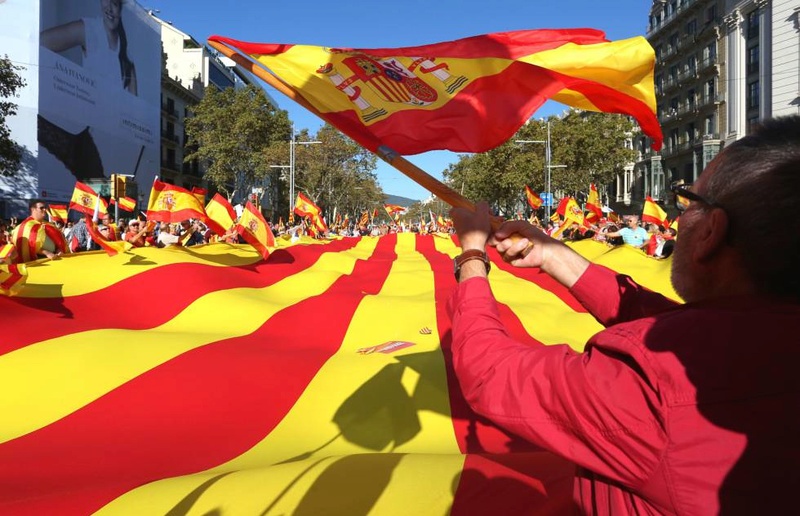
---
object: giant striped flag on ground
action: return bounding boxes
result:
[209,30,663,156]
[0,234,680,514]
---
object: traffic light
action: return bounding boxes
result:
[115,175,127,198]
[110,173,117,198]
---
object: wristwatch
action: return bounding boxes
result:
[453,249,491,281]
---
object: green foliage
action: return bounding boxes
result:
[0,55,26,176]
[184,84,291,201]
[444,110,638,212]
[292,123,381,220]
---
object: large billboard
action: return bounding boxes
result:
[0,0,161,215]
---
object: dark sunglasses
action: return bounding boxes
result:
[670,183,723,212]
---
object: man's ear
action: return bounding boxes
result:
[693,208,729,263]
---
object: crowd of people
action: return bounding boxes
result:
[0,199,679,266]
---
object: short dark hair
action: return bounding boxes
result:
[705,115,800,302]
[28,198,45,210]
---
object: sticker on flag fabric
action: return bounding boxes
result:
[357,341,415,355]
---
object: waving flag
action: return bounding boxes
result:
[642,196,668,226]
[585,184,602,224]
[70,181,107,218]
[47,204,68,223]
[146,179,207,223]
[294,192,327,232]
[209,30,662,155]
[0,234,680,514]
[384,204,406,219]
[236,201,275,260]
[204,193,237,236]
[191,186,208,206]
[524,186,543,210]
[0,263,26,296]
[118,196,137,212]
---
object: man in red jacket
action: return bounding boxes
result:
[448,115,800,514]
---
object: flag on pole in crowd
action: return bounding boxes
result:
[146,179,207,223]
[358,211,369,227]
[236,201,275,260]
[552,197,585,238]
[204,193,237,237]
[191,187,208,206]
[585,184,602,224]
[293,192,327,233]
[342,213,350,227]
[118,196,137,212]
[208,30,662,156]
[47,204,68,223]
[384,204,405,220]
[69,182,107,218]
[642,196,668,226]
[524,186,543,210]
[555,196,570,218]
[86,197,131,256]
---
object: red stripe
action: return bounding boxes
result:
[0,235,398,514]
[0,238,361,356]
[415,235,544,455]
[210,29,607,61]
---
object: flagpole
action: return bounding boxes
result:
[207,40,475,213]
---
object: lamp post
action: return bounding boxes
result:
[515,121,565,221]
[287,123,320,211]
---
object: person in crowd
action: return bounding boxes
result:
[178,219,205,246]
[605,214,649,249]
[446,115,800,514]
[156,222,180,247]
[11,199,67,261]
[122,219,148,247]
[40,0,138,95]
[100,213,119,241]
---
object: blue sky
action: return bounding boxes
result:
[144,0,653,200]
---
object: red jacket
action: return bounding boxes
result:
[448,264,800,514]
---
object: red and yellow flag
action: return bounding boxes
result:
[236,201,275,260]
[118,197,137,212]
[209,30,662,155]
[146,179,207,223]
[0,234,680,514]
[294,192,327,233]
[585,184,602,224]
[11,218,67,263]
[524,186,543,210]
[642,196,668,227]
[85,217,133,257]
[358,211,369,227]
[191,186,208,206]
[70,182,107,218]
[47,204,68,223]
[384,204,405,218]
[0,263,26,296]
[204,193,237,237]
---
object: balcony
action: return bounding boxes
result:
[161,105,179,119]
[160,132,181,146]
[161,160,179,171]
[647,0,699,36]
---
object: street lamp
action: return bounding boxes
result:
[287,123,320,211]
[515,121,565,220]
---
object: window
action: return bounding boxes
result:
[747,80,760,109]
[705,79,715,98]
[687,88,696,110]
[686,19,697,36]
[747,45,760,75]
[705,5,717,23]
[747,115,760,135]
[669,64,678,81]
[705,115,715,135]
[747,10,760,40]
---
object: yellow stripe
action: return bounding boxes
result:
[0,238,379,444]
[96,233,463,512]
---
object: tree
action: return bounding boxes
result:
[290,123,381,221]
[444,111,638,213]
[184,84,291,203]
[0,55,26,176]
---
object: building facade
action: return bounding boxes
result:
[617,0,797,215]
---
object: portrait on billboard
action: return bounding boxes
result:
[36,0,159,201]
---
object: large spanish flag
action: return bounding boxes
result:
[642,196,668,227]
[70,181,107,218]
[525,186,543,210]
[118,196,137,212]
[0,234,679,514]
[204,193,237,237]
[209,30,662,155]
[146,179,207,223]
[294,192,327,233]
[236,201,275,260]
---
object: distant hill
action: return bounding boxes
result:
[384,194,419,207]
